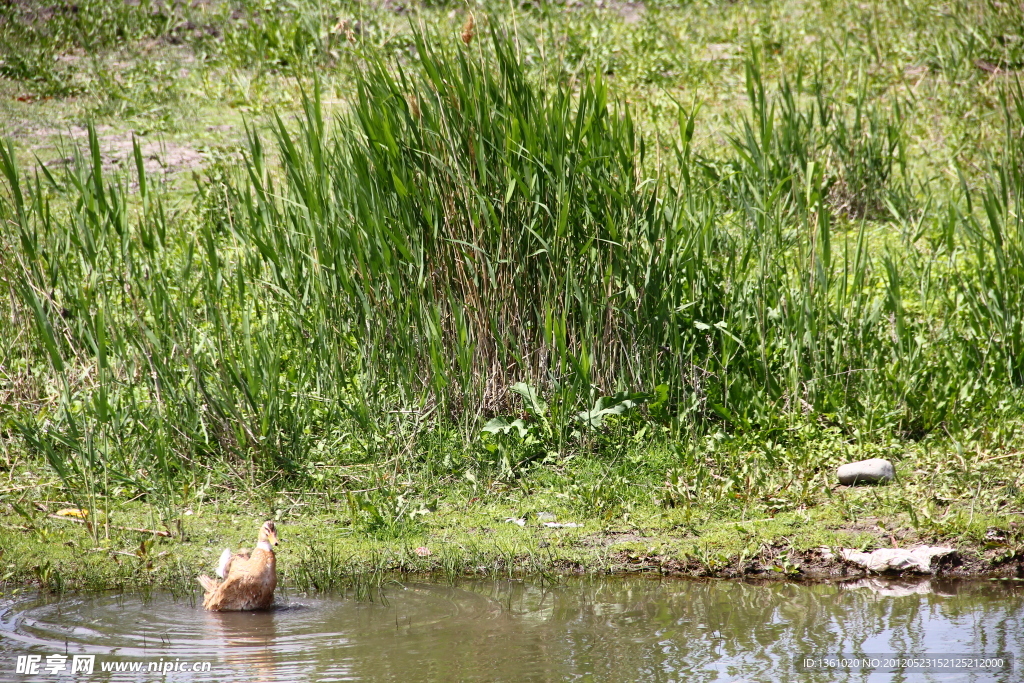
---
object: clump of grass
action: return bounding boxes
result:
[925,0,1024,79]
[0,0,177,97]
[290,544,388,601]
[235,25,701,424]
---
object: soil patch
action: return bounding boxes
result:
[32,125,206,175]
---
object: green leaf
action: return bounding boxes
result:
[576,391,650,429]
[482,417,529,438]
[509,382,547,416]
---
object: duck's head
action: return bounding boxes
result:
[258,520,279,547]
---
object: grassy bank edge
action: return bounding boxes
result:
[2,494,1023,597]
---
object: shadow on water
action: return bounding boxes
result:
[1,576,1023,682]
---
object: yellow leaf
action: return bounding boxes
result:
[55,508,89,519]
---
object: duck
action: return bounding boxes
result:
[198,520,279,611]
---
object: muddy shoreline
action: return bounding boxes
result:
[3,520,1023,596]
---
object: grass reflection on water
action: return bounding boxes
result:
[1,576,1021,682]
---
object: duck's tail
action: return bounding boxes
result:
[198,574,218,592]
[216,548,234,579]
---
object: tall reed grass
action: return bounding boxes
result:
[1,27,1022,516]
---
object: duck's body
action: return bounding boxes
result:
[198,521,278,611]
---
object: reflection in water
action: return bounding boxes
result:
[1,577,1021,682]
[202,608,278,682]
[840,577,958,598]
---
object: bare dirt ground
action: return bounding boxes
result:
[23,124,208,175]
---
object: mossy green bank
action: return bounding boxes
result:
[3,428,1024,595]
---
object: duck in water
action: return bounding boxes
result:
[198,520,278,611]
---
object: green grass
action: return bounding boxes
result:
[2,436,1022,595]
[1,0,1024,587]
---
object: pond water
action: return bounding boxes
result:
[1,576,1022,682]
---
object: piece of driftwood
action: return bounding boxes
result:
[46,514,171,537]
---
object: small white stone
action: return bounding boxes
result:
[837,458,895,485]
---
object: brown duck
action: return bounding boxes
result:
[198,520,279,611]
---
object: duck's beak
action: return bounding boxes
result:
[268,529,279,547]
